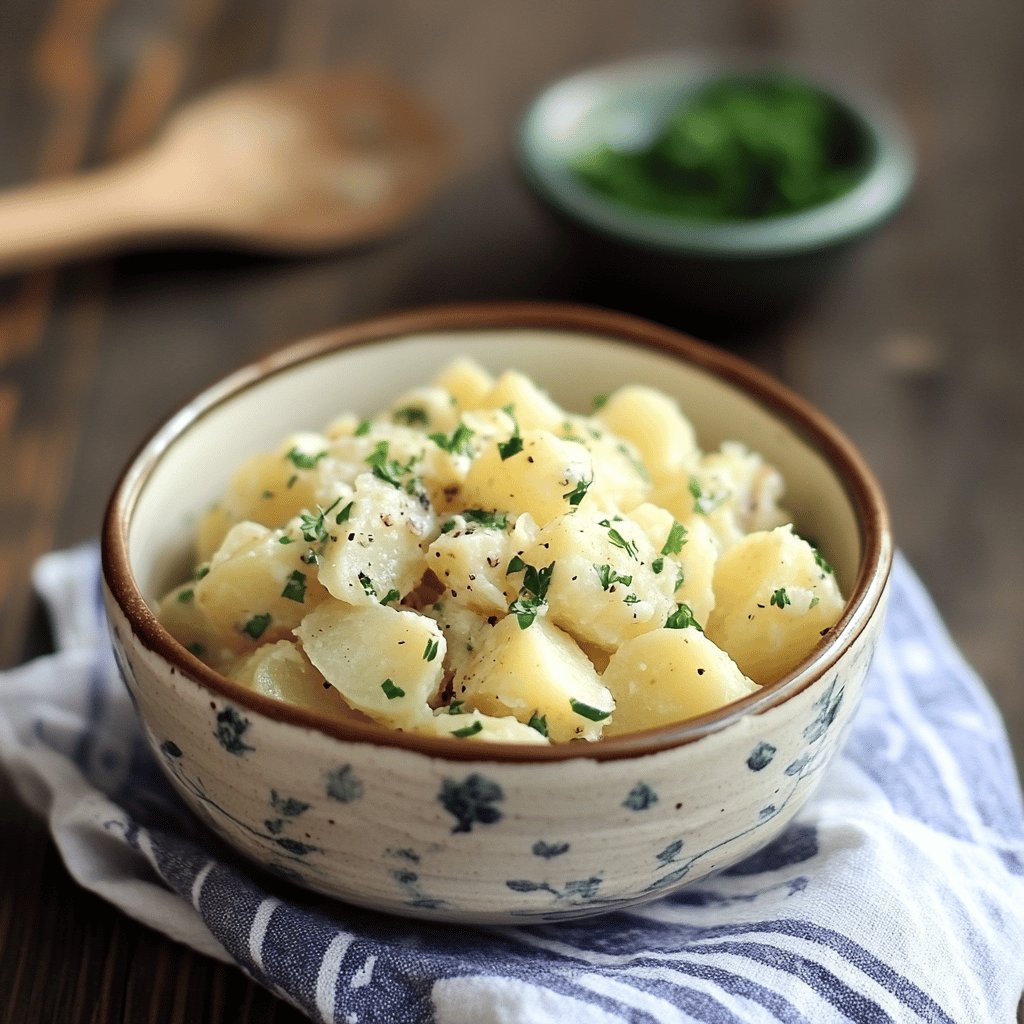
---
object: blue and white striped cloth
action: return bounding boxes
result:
[1,545,1022,1023]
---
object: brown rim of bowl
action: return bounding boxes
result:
[102,301,892,764]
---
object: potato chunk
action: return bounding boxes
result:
[195,432,330,559]
[433,356,494,409]
[295,602,445,726]
[230,639,368,721]
[453,614,614,741]
[194,521,330,650]
[316,473,434,606]
[426,514,512,615]
[461,430,594,527]
[519,511,676,651]
[412,708,550,744]
[602,627,758,736]
[477,370,564,431]
[596,385,700,483]
[706,525,846,684]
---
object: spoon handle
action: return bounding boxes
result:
[0,154,178,274]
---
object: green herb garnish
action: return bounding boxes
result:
[572,74,865,221]
[813,548,835,576]
[423,638,440,662]
[563,477,592,507]
[497,405,523,460]
[177,588,194,603]
[528,712,549,737]
[393,406,428,427]
[281,570,307,604]
[661,521,688,555]
[770,588,792,608]
[448,700,465,715]
[285,447,327,470]
[507,559,555,629]
[243,613,272,639]
[365,440,419,490]
[606,526,639,560]
[381,678,405,700]
[451,720,483,738]
[428,422,475,455]
[665,603,703,632]
[569,698,611,722]
[594,564,633,591]
[462,508,508,530]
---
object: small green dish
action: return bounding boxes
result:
[518,56,915,323]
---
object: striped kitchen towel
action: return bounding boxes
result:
[0,545,1022,1023]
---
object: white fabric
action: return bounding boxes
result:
[1,545,1022,1023]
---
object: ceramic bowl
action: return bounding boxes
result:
[101,303,891,924]
[518,56,915,322]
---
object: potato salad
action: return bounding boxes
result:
[157,359,846,744]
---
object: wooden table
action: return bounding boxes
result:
[2,1,1021,1019]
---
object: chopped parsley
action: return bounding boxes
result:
[381,588,401,606]
[285,447,327,470]
[440,508,510,534]
[428,422,475,455]
[358,573,377,598]
[770,588,792,608]
[335,501,353,524]
[528,712,549,737]
[562,477,592,507]
[688,476,726,516]
[281,570,307,603]
[665,603,703,631]
[604,524,639,560]
[392,405,429,426]
[365,440,419,490]
[810,596,820,609]
[381,678,405,700]
[298,497,342,545]
[243,613,272,639]
[448,699,465,715]
[186,641,205,657]
[177,588,194,603]
[354,418,372,436]
[661,521,688,555]
[592,392,609,410]
[451,720,483,738]
[193,564,210,581]
[569,698,612,722]
[652,557,665,574]
[813,547,835,575]
[497,405,524,460]
[463,508,508,530]
[624,593,640,605]
[278,535,294,545]
[423,637,440,662]
[593,563,633,590]
[506,558,555,629]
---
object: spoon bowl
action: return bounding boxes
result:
[0,71,452,273]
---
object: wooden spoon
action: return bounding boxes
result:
[0,70,452,273]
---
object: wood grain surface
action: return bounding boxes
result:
[1,1,1022,1020]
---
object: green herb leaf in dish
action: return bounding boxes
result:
[572,74,866,222]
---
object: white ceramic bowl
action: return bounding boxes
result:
[102,303,892,923]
